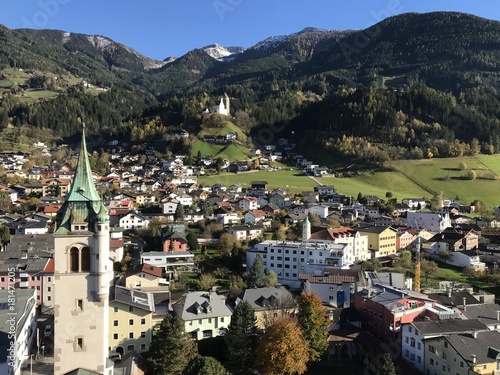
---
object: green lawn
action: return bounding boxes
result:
[195,152,500,206]
[421,264,467,288]
[319,170,430,201]
[192,141,251,161]
[198,120,248,142]
[386,156,500,206]
[198,169,318,194]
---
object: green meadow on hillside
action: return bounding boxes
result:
[198,120,248,143]
[192,141,251,161]
[197,155,500,207]
[198,169,318,194]
[386,156,500,207]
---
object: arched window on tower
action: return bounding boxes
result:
[70,247,79,272]
[81,247,91,272]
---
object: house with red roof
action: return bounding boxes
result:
[124,263,163,289]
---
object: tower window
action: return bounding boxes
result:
[76,337,84,351]
[70,247,79,272]
[81,247,91,272]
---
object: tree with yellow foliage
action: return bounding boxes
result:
[255,317,309,375]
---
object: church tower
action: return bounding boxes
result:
[53,126,113,375]
[302,215,311,241]
[224,93,230,116]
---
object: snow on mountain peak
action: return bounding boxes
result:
[86,35,113,50]
[202,43,245,61]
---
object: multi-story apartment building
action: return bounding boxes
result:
[41,178,71,197]
[353,285,457,344]
[407,211,451,233]
[357,226,397,258]
[247,220,370,289]
[109,286,155,356]
[425,330,500,375]
[248,240,353,289]
[401,319,487,373]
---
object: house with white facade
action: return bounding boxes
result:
[162,200,178,215]
[401,319,487,373]
[402,198,426,210]
[406,211,451,232]
[140,251,195,279]
[299,268,359,308]
[0,289,37,375]
[238,197,258,211]
[119,211,149,231]
[307,204,329,219]
[244,209,267,224]
[248,240,355,289]
[172,291,232,340]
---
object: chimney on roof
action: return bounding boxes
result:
[471,354,477,364]
[463,297,467,311]
[471,329,477,339]
[447,287,452,298]
[497,311,500,321]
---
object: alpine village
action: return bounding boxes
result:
[2,11,500,375]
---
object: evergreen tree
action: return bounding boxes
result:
[0,225,10,248]
[174,203,185,222]
[183,355,230,375]
[297,292,330,362]
[379,353,397,375]
[226,301,258,374]
[186,232,200,252]
[255,317,309,375]
[247,254,266,288]
[145,315,197,375]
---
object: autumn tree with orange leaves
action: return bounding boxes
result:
[255,317,309,375]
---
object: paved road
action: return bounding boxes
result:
[22,315,55,374]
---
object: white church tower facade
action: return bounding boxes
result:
[53,127,113,375]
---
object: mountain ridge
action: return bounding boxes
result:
[1,11,499,99]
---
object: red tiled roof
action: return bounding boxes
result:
[109,239,124,249]
[44,258,55,273]
[125,263,162,278]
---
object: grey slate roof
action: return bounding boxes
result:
[239,287,295,312]
[366,272,406,289]
[427,291,480,307]
[411,318,487,336]
[0,256,50,273]
[112,286,155,312]
[0,289,36,363]
[173,291,232,321]
[1,233,55,259]
[446,330,500,365]
[459,303,500,326]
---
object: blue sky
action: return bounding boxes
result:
[0,1,498,60]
